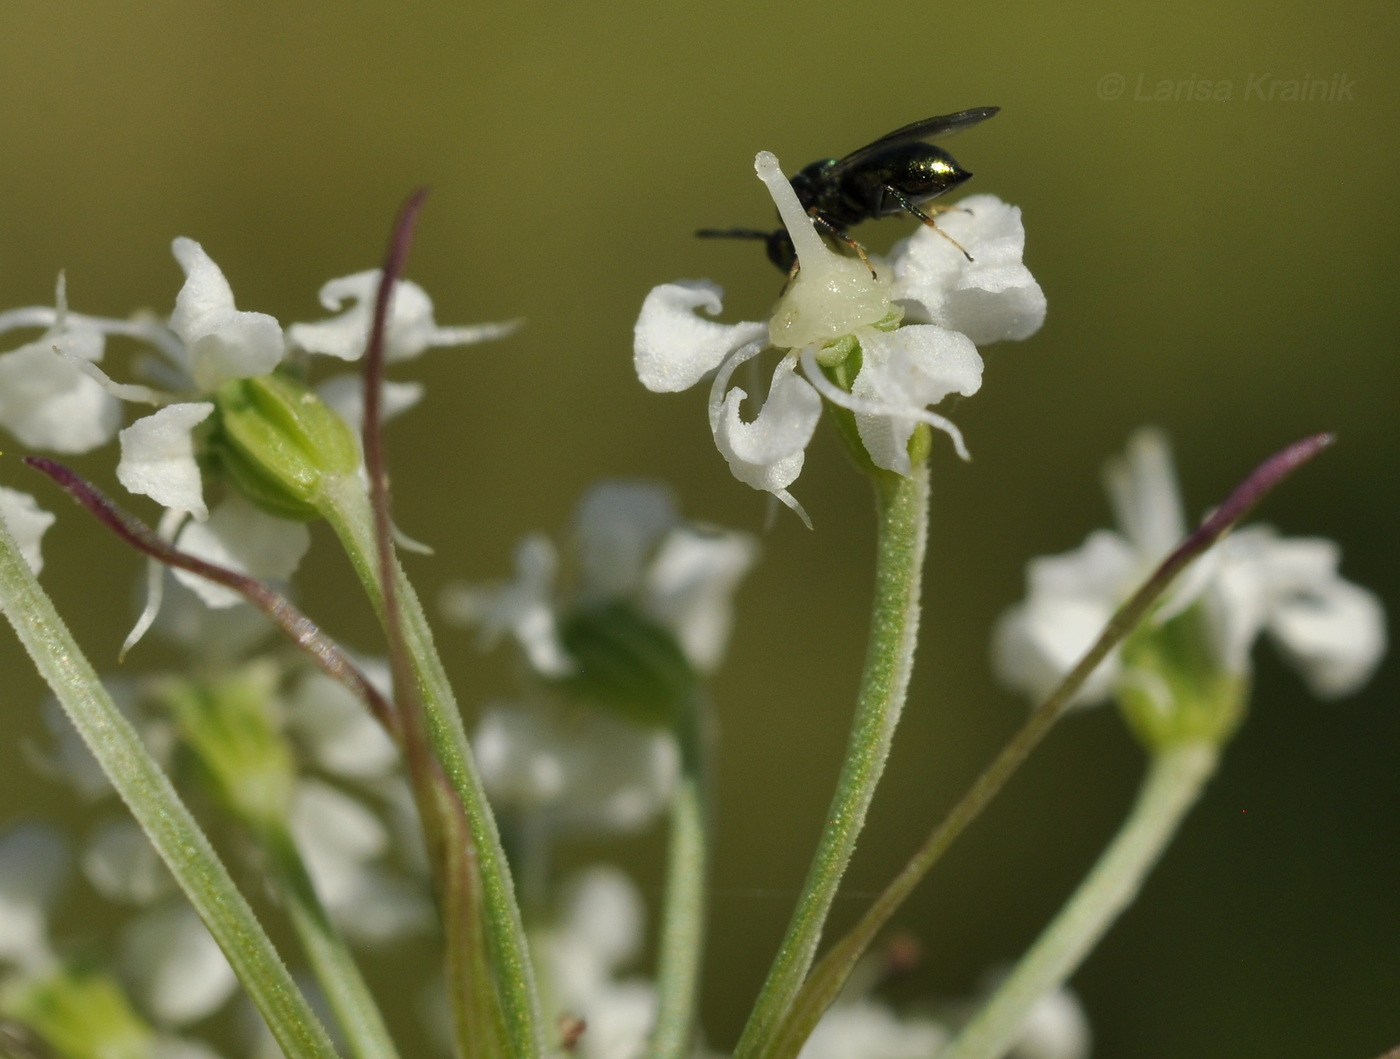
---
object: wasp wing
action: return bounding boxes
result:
[829,106,1000,175]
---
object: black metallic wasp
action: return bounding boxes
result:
[698,106,999,274]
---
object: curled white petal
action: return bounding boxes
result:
[633,280,766,393]
[0,327,121,453]
[121,903,238,1025]
[116,402,215,518]
[289,270,517,363]
[710,348,821,523]
[643,524,759,673]
[845,325,983,473]
[572,481,678,602]
[0,487,56,574]
[889,194,1047,345]
[169,238,284,389]
[171,494,311,608]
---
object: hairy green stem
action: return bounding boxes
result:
[650,693,712,1059]
[319,474,542,1059]
[0,517,340,1059]
[734,451,929,1059]
[264,827,402,1059]
[942,742,1218,1059]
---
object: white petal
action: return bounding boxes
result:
[290,779,388,907]
[642,524,758,673]
[0,330,121,452]
[0,487,56,575]
[633,281,766,393]
[851,325,982,474]
[316,373,424,434]
[1268,575,1386,698]
[992,531,1139,706]
[151,570,277,660]
[290,270,514,363]
[711,355,821,499]
[1008,985,1092,1059]
[1103,427,1187,562]
[572,481,678,601]
[559,866,646,972]
[116,402,215,518]
[799,999,948,1059]
[0,823,69,971]
[169,238,284,389]
[82,818,175,905]
[121,903,237,1025]
[287,669,399,779]
[441,534,573,677]
[171,494,311,607]
[889,194,1047,345]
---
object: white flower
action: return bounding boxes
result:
[798,999,948,1059]
[289,269,520,362]
[1007,985,1092,1059]
[119,903,238,1026]
[473,700,680,835]
[634,151,1042,522]
[994,428,1387,706]
[0,487,56,575]
[171,493,311,608]
[445,480,758,679]
[537,867,657,1059]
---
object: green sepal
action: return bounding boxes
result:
[554,601,700,729]
[155,659,297,831]
[1116,606,1249,750]
[209,372,360,522]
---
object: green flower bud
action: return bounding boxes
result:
[1117,606,1249,750]
[554,601,701,729]
[209,371,360,521]
[3,967,156,1059]
[156,660,296,830]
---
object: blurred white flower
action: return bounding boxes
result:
[0,487,56,575]
[536,866,657,1059]
[445,480,758,679]
[1006,985,1092,1059]
[634,153,1043,521]
[994,428,1387,707]
[119,903,238,1026]
[798,999,948,1059]
[0,823,69,974]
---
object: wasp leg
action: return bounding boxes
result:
[885,187,974,262]
[807,210,879,278]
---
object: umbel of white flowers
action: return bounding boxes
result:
[995,428,1386,731]
[634,150,1046,524]
[443,480,757,836]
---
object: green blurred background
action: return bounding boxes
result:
[0,1,1395,1056]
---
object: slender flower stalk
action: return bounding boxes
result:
[0,503,339,1059]
[940,742,1218,1059]
[734,430,931,1059]
[649,689,712,1059]
[331,191,542,1059]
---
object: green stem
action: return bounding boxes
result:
[263,826,402,1059]
[941,742,1219,1059]
[649,693,712,1059]
[0,519,340,1059]
[319,474,542,1059]
[733,451,930,1059]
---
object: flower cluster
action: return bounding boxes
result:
[634,151,1045,523]
[994,429,1386,734]
[443,480,757,837]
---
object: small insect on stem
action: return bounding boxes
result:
[698,106,998,274]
